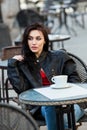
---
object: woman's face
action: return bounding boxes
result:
[28,30,45,58]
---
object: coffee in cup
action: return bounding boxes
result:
[51,75,68,88]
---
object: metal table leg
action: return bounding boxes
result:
[57,106,65,130]
[71,104,76,130]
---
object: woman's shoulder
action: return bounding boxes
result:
[47,50,71,61]
[48,50,67,56]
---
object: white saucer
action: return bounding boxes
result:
[50,83,72,89]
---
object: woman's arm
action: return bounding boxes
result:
[8,55,41,94]
[7,56,29,94]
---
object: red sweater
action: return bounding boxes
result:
[40,68,51,86]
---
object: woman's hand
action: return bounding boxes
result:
[13,55,24,61]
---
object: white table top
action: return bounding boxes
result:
[34,83,87,100]
[19,83,87,106]
[48,34,70,42]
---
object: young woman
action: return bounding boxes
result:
[8,23,84,130]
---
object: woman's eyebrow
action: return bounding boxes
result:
[28,35,43,38]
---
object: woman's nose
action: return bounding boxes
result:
[32,39,36,44]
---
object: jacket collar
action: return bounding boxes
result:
[36,51,48,63]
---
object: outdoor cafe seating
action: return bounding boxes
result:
[0,47,87,129]
[0,1,87,130]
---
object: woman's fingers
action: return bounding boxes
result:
[13,55,24,61]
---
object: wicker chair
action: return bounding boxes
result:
[1,45,22,60]
[67,52,87,83]
[0,103,39,130]
[0,45,22,103]
[67,52,87,129]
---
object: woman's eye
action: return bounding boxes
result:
[28,37,32,40]
[28,37,43,40]
[36,37,42,40]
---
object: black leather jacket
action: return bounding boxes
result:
[7,50,80,94]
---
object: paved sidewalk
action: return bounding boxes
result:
[40,123,87,130]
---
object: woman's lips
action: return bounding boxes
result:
[31,46,37,50]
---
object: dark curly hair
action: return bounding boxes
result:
[21,23,49,60]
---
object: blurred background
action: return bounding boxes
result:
[0,0,87,62]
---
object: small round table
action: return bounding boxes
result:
[48,34,71,50]
[19,83,87,130]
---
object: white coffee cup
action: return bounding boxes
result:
[51,75,68,88]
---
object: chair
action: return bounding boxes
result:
[0,103,39,130]
[1,45,22,60]
[67,52,87,129]
[0,46,22,103]
[67,52,87,83]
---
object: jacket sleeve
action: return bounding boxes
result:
[7,58,30,94]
